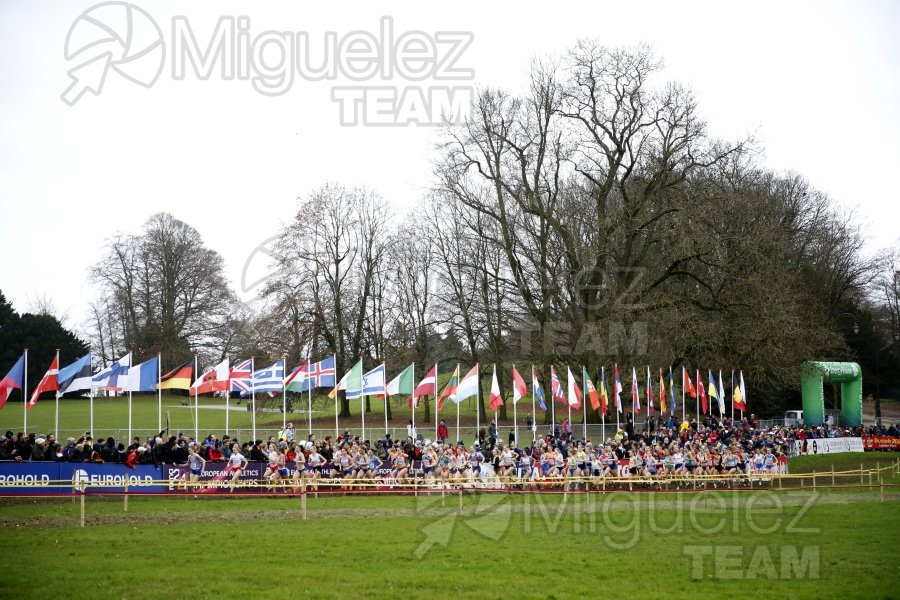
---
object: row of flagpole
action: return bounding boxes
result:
[2,350,749,443]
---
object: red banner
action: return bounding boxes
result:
[862,436,900,451]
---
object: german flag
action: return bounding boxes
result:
[158,358,194,390]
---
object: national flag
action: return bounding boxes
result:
[306,355,337,390]
[646,366,654,415]
[437,366,459,410]
[229,359,253,394]
[158,358,194,391]
[631,367,640,412]
[659,368,666,414]
[566,367,582,410]
[414,365,437,398]
[599,367,608,416]
[58,354,93,394]
[707,369,718,405]
[338,359,364,400]
[532,367,546,411]
[362,364,386,396]
[192,358,230,395]
[284,363,308,393]
[387,363,415,396]
[247,360,285,395]
[455,365,479,403]
[511,366,527,404]
[613,365,623,413]
[93,353,132,391]
[683,367,697,399]
[126,356,159,392]
[734,370,747,411]
[489,365,503,411]
[717,370,726,415]
[583,367,600,411]
[698,371,708,414]
[668,367,676,415]
[0,353,26,409]
[28,354,58,410]
[550,366,566,405]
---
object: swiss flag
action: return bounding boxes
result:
[28,353,59,410]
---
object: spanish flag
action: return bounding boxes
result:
[158,358,194,390]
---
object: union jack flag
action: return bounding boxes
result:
[230,358,253,394]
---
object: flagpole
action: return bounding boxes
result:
[361,358,366,444]
[89,354,94,436]
[307,353,313,436]
[614,364,619,434]
[434,362,439,440]
[739,370,744,422]
[551,366,556,437]
[54,349,60,438]
[530,365,536,442]
[383,362,388,437]
[512,364,518,448]
[22,349,28,434]
[225,362,230,436]
[282,355,287,434]
[127,350,133,443]
[157,353,162,434]
[194,355,199,441]
[455,363,460,444]
[411,362,416,436]
[475,363,480,445]
[581,365,593,443]
[491,363,497,443]
[731,369,735,424]
[695,368,700,422]
[600,366,605,443]
[681,366,686,423]
[333,354,338,440]
[251,356,256,443]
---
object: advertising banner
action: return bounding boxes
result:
[862,436,900,451]
[791,437,864,456]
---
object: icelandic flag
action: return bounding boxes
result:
[0,353,26,409]
[58,354,93,394]
[93,353,132,391]
[230,359,253,394]
[532,366,546,411]
[127,356,159,392]
[246,360,285,395]
[305,355,337,390]
[362,363,386,396]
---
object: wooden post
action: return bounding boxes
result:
[868,471,872,488]
[860,464,864,485]
[80,487,86,527]
[831,466,835,487]
[812,471,816,490]
[458,488,463,515]
[301,491,307,521]
[778,474,782,489]
[881,478,884,502]
[441,486,445,507]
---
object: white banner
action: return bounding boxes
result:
[792,437,864,456]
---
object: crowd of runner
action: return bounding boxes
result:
[2,414,895,491]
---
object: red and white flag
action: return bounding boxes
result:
[28,353,59,410]
[414,364,437,397]
[191,358,230,395]
[489,365,504,411]
[511,366,527,404]
[567,367,583,410]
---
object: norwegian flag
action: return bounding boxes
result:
[550,366,566,405]
[229,359,253,394]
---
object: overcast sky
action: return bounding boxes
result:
[1,0,898,336]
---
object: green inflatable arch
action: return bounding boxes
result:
[800,362,862,426]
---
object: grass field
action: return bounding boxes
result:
[1,455,898,598]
